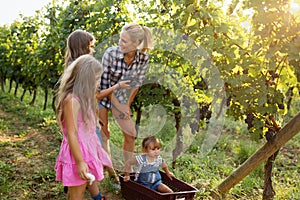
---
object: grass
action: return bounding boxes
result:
[0,82,299,200]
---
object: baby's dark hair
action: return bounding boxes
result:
[142,136,162,150]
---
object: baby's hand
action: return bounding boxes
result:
[124,175,130,182]
[166,172,174,180]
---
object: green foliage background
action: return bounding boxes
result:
[1,0,300,135]
[0,0,300,199]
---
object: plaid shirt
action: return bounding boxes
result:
[98,46,150,108]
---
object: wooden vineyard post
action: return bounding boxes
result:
[210,112,300,199]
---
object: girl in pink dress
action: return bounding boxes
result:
[54,54,111,200]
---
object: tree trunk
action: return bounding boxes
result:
[30,89,37,105]
[14,82,19,97]
[286,86,294,111]
[172,98,182,168]
[52,95,56,112]
[0,76,5,92]
[262,150,279,200]
[43,88,48,110]
[9,78,13,93]
[211,112,300,199]
[172,126,182,169]
[20,89,26,101]
[134,105,142,137]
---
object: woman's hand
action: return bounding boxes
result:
[117,80,131,89]
[95,80,131,100]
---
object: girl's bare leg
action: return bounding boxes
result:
[98,107,119,183]
[98,108,110,155]
[67,183,87,200]
[111,106,136,165]
[87,181,100,196]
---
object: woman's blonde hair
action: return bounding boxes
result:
[64,30,95,68]
[122,23,153,53]
[55,54,102,127]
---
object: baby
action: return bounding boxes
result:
[124,136,174,193]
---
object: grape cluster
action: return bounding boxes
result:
[245,113,254,129]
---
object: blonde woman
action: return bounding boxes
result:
[97,23,153,187]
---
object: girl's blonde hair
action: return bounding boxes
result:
[55,54,102,127]
[122,23,153,53]
[64,30,95,68]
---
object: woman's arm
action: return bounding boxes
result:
[125,54,150,110]
[95,80,130,100]
[136,54,150,85]
[127,87,139,106]
[124,156,138,182]
[100,50,112,91]
[64,96,89,180]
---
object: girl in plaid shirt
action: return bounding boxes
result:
[97,23,153,186]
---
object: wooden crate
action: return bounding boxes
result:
[119,171,199,200]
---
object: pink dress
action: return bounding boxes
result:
[54,102,112,186]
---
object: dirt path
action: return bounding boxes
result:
[0,109,122,200]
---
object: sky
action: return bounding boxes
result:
[0,0,51,25]
[1,0,300,26]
